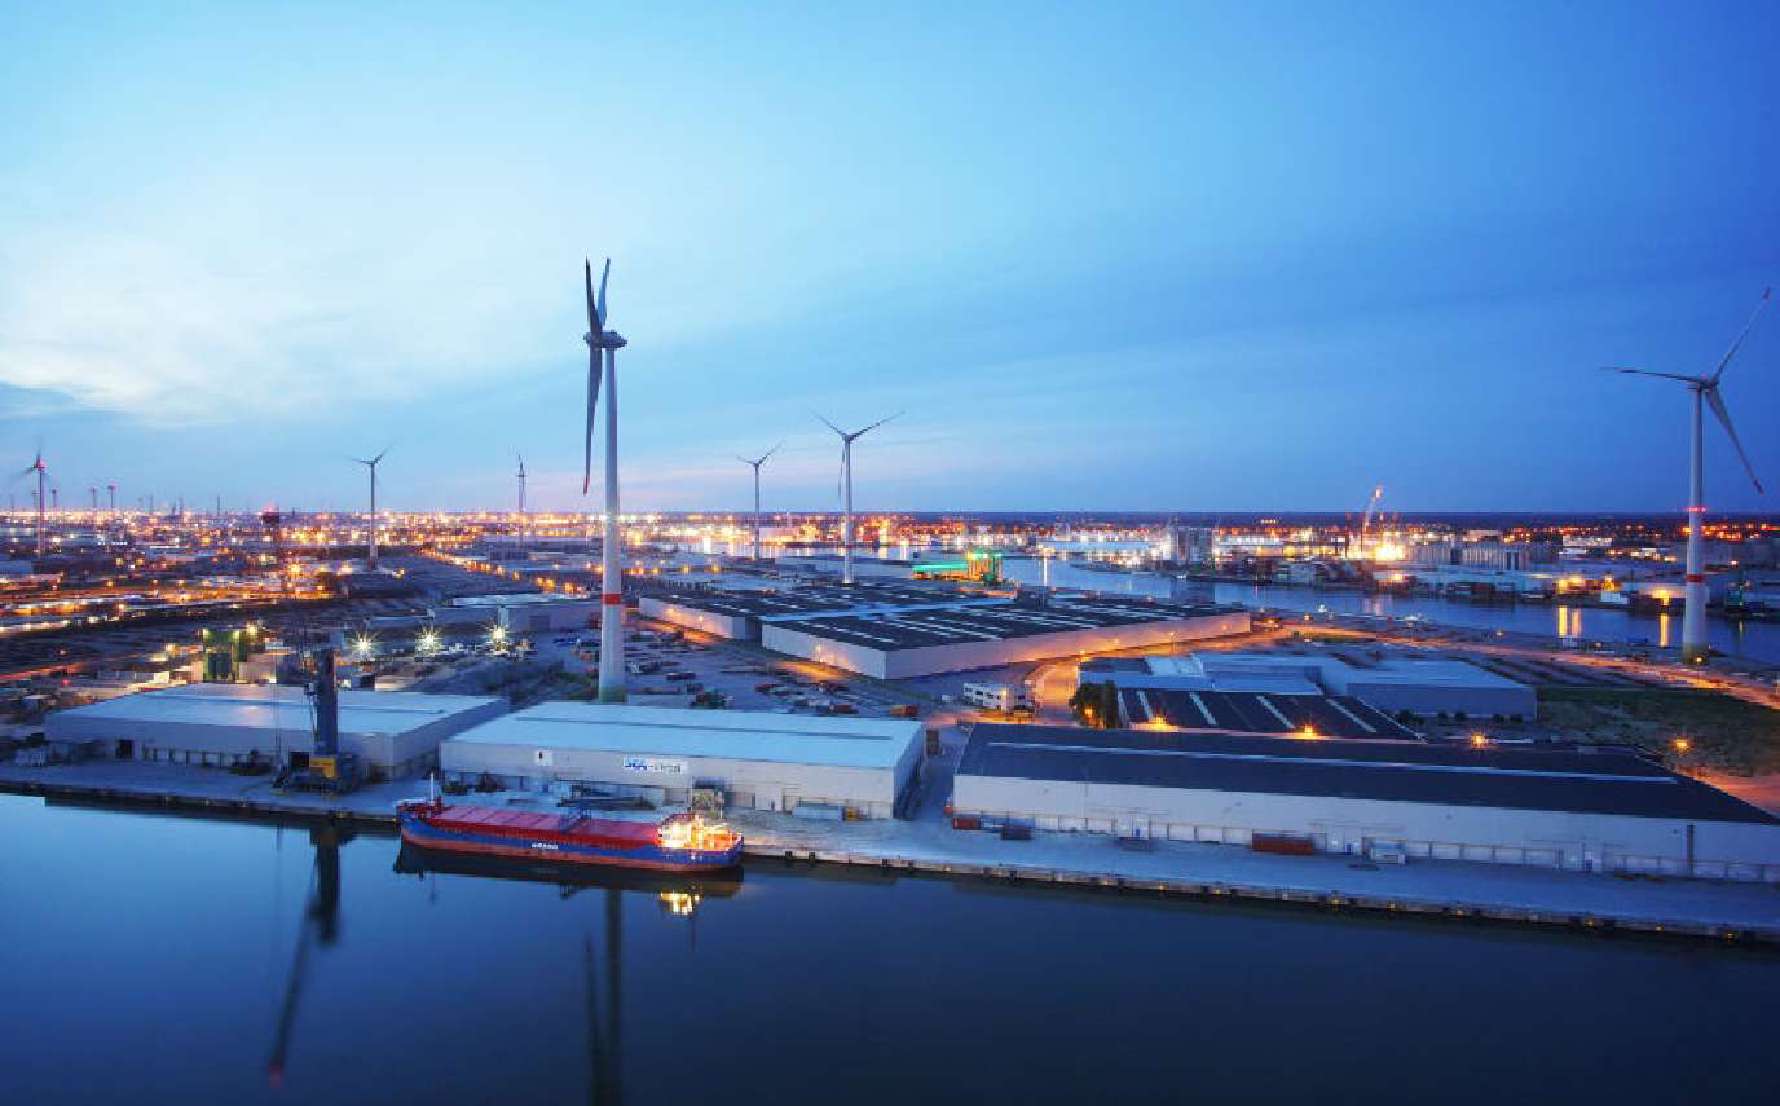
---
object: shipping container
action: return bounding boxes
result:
[1251,832,1317,856]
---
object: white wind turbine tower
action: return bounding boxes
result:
[816,412,901,585]
[738,443,781,563]
[583,258,628,702]
[1609,287,1770,664]
[20,448,47,559]
[514,454,528,549]
[352,448,389,569]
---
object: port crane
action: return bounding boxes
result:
[275,647,361,793]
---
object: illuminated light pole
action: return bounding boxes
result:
[1610,288,1769,664]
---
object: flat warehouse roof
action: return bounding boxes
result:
[649,582,996,620]
[958,723,1778,825]
[769,599,1243,651]
[1118,688,1421,741]
[447,703,921,770]
[53,684,504,737]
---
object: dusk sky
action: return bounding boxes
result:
[2,2,1777,515]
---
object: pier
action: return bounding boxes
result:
[4,760,1775,946]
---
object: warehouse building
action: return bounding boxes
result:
[443,594,602,634]
[762,598,1251,679]
[46,684,508,779]
[952,724,1780,881]
[439,703,924,819]
[1081,650,1535,719]
[1116,687,1421,741]
[639,581,1000,641]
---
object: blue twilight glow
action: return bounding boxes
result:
[1,2,1776,513]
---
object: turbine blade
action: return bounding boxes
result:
[597,259,611,327]
[763,440,784,463]
[594,258,608,331]
[372,448,389,465]
[1604,367,1702,382]
[1710,287,1772,383]
[1706,386,1764,494]
[814,412,845,437]
[855,410,903,438]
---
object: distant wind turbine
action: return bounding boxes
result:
[515,453,528,549]
[352,448,389,569]
[20,447,47,558]
[816,412,901,585]
[738,443,782,563]
[1607,287,1770,663]
[582,258,629,702]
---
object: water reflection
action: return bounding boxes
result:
[391,844,741,1106]
[391,843,742,907]
[267,824,355,1088]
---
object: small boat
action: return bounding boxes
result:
[397,796,743,873]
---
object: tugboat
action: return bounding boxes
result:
[397,788,743,873]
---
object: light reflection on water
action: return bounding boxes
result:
[996,559,1780,663]
[3,798,1779,1106]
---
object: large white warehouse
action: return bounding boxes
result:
[46,683,508,779]
[952,723,1780,882]
[440,703,924,819]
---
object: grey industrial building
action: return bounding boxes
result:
[640,581,1000,641]
[1081,651,1536,719]
[440,703,924,819]
[46,684,508,779]
[1116,687,1422,740]
[762,598,1252,679]
[952,723,1780,881]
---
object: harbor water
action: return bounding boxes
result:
[3,796,1777,1105]
[1000,558,1780,665]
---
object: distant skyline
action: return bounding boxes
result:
[2,2,1778,515]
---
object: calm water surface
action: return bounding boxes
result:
[3,796,1777,1105]
[1001,558,1780,664]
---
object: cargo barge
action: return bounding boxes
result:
[396,798,742,872]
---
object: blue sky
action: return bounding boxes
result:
[1,2,1777,514]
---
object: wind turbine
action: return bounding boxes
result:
[352,449,389,569]
[583,258,628,702]
[737,443,782,563]
[20,448,47,558]
[89,485,99,511]
[106,482,117,514]
[816,412,901,585]
[1609,287,1770,663]
[514,453,528,549]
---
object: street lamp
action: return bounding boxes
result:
[417,628,441,655]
